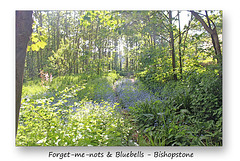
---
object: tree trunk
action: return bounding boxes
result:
[16,11,33,136]
[98,46,101,75]
[205,11,217,55]
[37,51,40,75]
[190,11,222,60]
[169,11,177,81]
[178,11,183,80]
[39,11,43,72]
[126,37,129,72]
[56,11,60,50]
[182,15,192,67]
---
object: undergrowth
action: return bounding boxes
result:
[17,69,222,146]
[16,72,134,146]
[131,69,222,146]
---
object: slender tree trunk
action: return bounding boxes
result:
[39,11,43,72]
[135,41,138,71]
[98,46,101,75]
[76,37,80,74]
[120,53,122,71]
[182,15,192,67]
[56,11,60,50]
[46,11,50,57]
[178,11,183,80]
[108,50,111,71]
[205,11,217,56]
[53,29,56,52]
[37,50,40,75]
[190,11,222,60]
[35,12,40,75]
[69,43,72,74]
[30,50,34,78]
[16,11,33,136]
[169,11,177,81]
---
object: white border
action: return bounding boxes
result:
[1,0,239,161]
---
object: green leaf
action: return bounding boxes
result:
[27,46,31,52]
[32,37,39,43]
[31,44,39,51]
[180,109,190,114]
[38,41,47,49]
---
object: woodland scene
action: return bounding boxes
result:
[16,10,222,146]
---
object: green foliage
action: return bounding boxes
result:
[27,26,48,52]
[131,70,222,146]
[18,10,222,146]
[76,72,119,102]
[16,72,133,146]
[22,79,48,98]
[16,98,130,146]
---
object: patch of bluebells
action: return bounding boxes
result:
[115,78,162,110]
[33,77,163,120]
[72,101,120,114]
[60,78,117,113]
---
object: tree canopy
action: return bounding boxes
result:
[24,10,222,81]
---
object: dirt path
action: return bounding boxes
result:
[112,77,136,111]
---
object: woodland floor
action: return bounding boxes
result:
[16,72,222,146]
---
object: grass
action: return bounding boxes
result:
[22,79,48,98]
